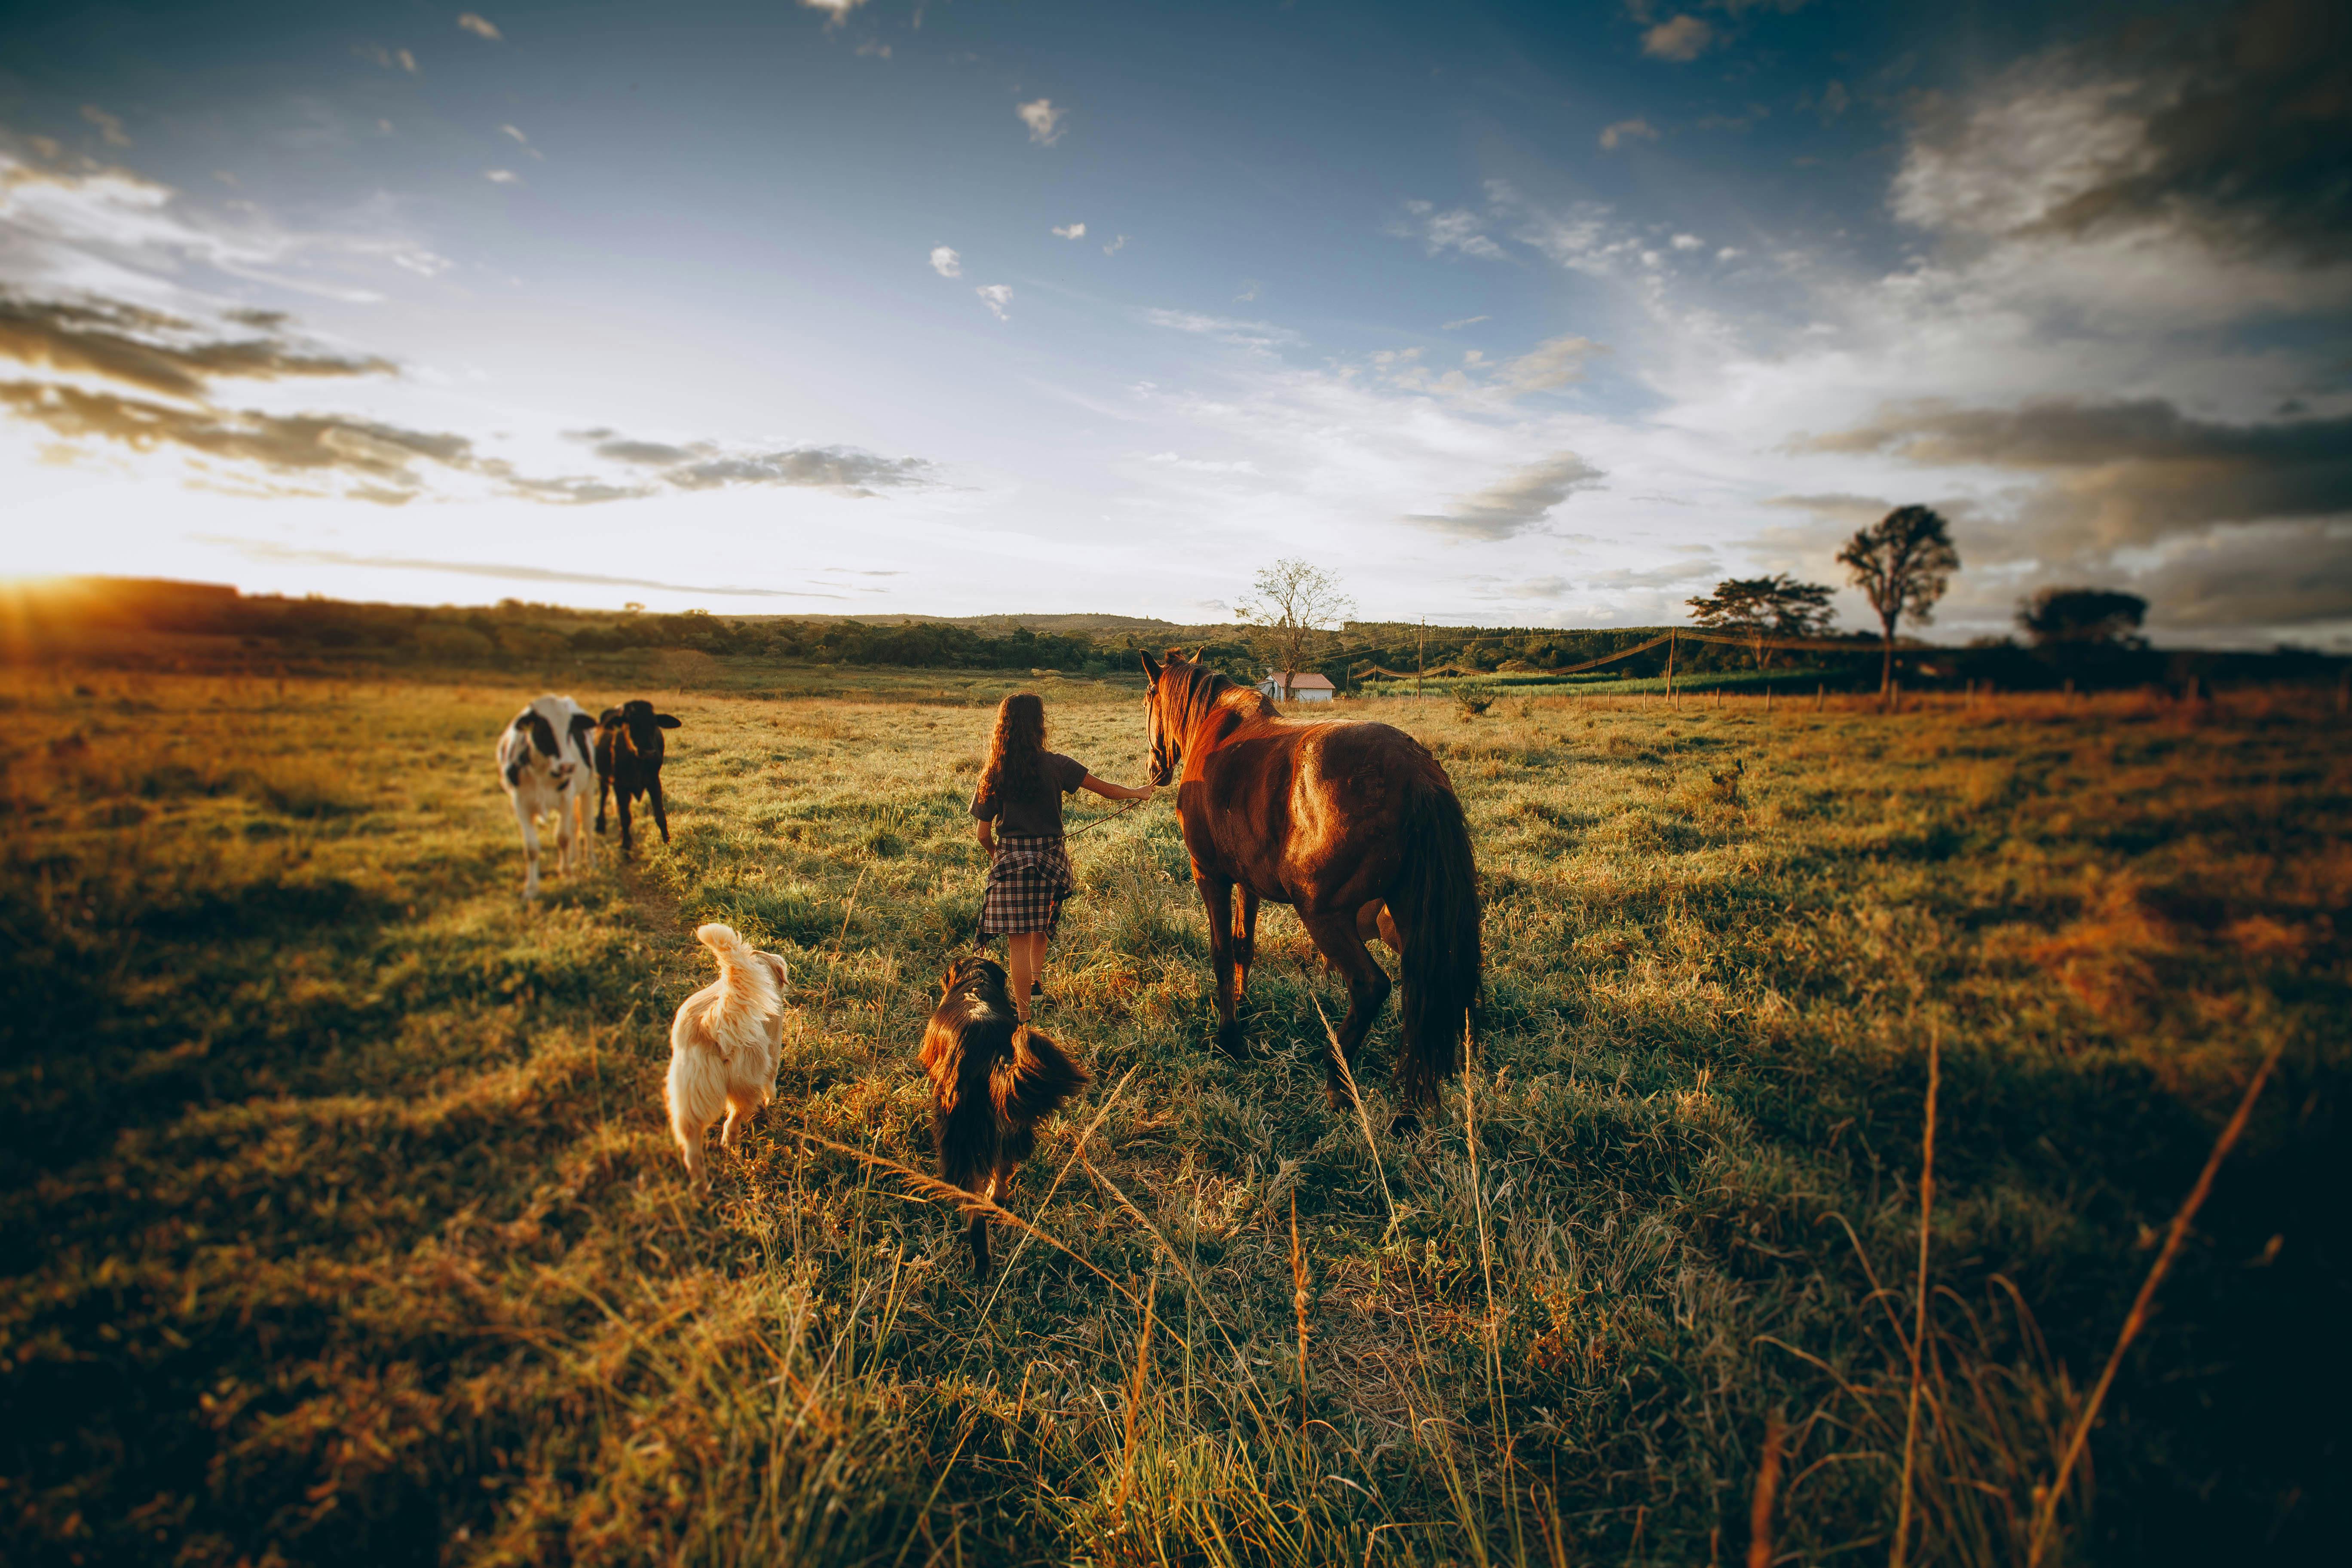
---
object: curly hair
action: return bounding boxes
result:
[980,692,1047,808]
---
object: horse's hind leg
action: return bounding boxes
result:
[1234,886,1261,1001]
[1197,874,1246,1057]
[1301,909,1392,1116]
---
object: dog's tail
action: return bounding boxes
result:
[695,922,781,1061]
[991,1025,1090,1134]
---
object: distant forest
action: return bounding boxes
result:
[4,577,2340,693]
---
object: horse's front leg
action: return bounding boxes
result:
[1234,886,1261,1001]
[1197,874,1245,1057]
[1301,909,1393,1118]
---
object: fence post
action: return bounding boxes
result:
[1816,683,1825,713]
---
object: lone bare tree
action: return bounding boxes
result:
[1238,559,1356,692]
[1837,506,1959,702]
[1685,574,1835,668]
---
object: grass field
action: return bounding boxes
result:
[2,664,2344,1566]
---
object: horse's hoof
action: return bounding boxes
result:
[1214,1021,1247,1059]
[1386,1112,1423,1138]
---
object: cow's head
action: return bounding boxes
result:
[618,698,681,756]
[506,708,572,787]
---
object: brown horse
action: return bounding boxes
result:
[1140,649,1480,1124]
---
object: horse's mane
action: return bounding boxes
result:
[1165,655,1275,723]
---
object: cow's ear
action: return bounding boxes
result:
[655,714,681,729]
[511,712,535,731]
[1139,651,1161,683]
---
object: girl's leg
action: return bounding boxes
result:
[1008,931,1046,1021]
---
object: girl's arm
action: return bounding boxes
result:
[974,818,995,854]
[1080,775,1157,802]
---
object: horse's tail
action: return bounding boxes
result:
[1391,782,1481,1112]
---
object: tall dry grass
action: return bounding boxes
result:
[0,664,2342,1565]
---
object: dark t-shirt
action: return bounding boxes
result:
[971,750,1089,837]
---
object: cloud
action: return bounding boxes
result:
[1492,334,1606,395]
[1598,118,1659,152]
[2123,521,2352,630]
[1797,398,2352,563]
[1642,16,1715,62]
[1395,199,1507,260]
[1051,221,1086,239]
[1102,233,1127,256]
[498,125,543,159]
[0,141,453,301]
[1141,450,1260,475]
[1894,0,2352,266]
[484,168,521,184]
[975,283,1012,321]
[206,538,855,600]
[589,435,935,495]
[457,13,502,41]
[0,378,480,496]
[1441,315,1489,331]
[929,245,961,278]
[0,295,395,398]
[1140,307,1302,350]
[1670,233,1703,250]
[1016,98,1065,146]
[357,43,418,73]
[79,106,131,148]
[798,0,870,16]
[1403,454,1606,540]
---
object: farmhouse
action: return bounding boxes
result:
[1257,670,1336,702]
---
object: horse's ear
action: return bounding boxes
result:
[1187,644,1207,662]
[1139,650,1161,683]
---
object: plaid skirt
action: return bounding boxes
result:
[982,833,1076,936]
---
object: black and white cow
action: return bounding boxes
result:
[594,698,681,856]
[497,694,599,899]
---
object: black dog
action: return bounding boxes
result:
[921,954,1090,1278]
[594,699,680,855]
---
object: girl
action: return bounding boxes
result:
[971,692,1155,1020]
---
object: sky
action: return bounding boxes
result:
[1,0,2346,645]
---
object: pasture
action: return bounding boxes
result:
[1,665,2343,1566]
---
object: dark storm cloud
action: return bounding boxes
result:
[1798,398,2352,627]
[2126,522,2352,629]
[0,294,397,398]
[1800,398,2352,556]
[1901,0,2352,263]
[1403,453,1605,540]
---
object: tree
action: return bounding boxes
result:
[1836,505,1959,700]
[2017,587,2147,647]
[1237,559,1356,691]
[1685,574,1836,668]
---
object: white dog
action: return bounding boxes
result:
[667,922,792,1191]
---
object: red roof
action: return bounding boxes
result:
[1282,672,1335,690]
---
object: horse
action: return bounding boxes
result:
[1139,649,1480,1126]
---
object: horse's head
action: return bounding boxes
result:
[1138,645,1205,786]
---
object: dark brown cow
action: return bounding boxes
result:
[594,699,680,855]
[1140,649,1480,1127]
